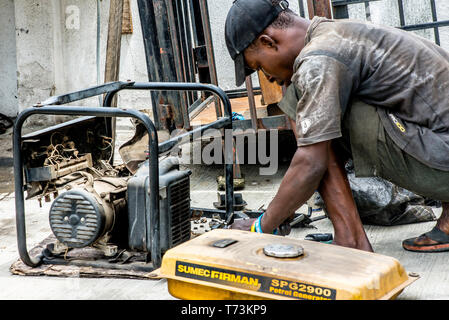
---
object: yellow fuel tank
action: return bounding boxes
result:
[158,229,418,300]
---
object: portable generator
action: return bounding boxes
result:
[13,81,235,271]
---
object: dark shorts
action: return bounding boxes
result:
[340,100,449,202]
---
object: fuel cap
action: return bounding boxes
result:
[263,243,304,258]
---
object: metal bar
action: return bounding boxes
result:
[331,0,448,41]
[165,0,190,129]
[400,20,449,31]
[189,0,204,47]
[225,87,262,99]
[136,0,165,130]
[397,0,405,27]
[364,1,371,21]
[332,0,380,6]
[430,0,440,45]
[298,0,306,18]
[179,0,197,105]
[104,82,232,118]
[13,107,160,268]
[153,0,184,129]
[39,81,134,106]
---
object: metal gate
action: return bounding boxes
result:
[298,1,449,46]
[331,0,449,46]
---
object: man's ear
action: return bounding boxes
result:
[258,34,277,50]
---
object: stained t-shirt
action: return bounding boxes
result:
[278,17,449,171]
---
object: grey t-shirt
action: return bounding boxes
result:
[279,17,449,171]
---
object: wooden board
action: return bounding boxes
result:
[122,0,133,34]
[257,70,283,105]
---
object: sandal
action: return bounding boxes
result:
[402,227,449,252]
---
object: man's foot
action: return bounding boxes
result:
[402,227,449,252]
[332,234,374,252]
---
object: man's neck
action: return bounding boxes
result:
[291,17,311,56]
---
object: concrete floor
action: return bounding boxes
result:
[1,126,448,300]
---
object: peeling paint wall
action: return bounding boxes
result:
[54,0,150,109]
[0,0,18,117]
[14,1,56,111]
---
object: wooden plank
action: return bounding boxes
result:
[105,0,124,163]
[122,0,133,34]
[307,0,333,19]
[257,70,283,105]
[104,0,124,91]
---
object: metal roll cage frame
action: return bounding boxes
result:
[13,81,234,269]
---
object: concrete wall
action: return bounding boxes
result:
[57,0,149,108]
[0,0,18,117]
[13,0,57,112]
[2,0,449,122]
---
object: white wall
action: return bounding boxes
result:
[0,0,18,117]
[2,0,449,122]
[13,0,57,111]
[347,0,449,51]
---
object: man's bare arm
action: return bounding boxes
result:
[261,141,330,232]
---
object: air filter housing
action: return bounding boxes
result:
[127,157,192,253]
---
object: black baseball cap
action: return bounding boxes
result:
[225,0,289,86]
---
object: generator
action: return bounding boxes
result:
[13,81,235,271]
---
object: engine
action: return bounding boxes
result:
[49,175,127,249]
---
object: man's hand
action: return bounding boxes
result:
[229,217,292,236]
[229,218,256,231]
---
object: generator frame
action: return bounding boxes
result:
[13,81,235,272]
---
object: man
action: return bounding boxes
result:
[225,0,449,253]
